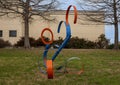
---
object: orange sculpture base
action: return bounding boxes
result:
[46,60,54,79]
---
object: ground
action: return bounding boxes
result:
[0,48,120,85]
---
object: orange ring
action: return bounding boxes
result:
[41,28,54,45]
[66,5,77,25]
[46,60,54,79]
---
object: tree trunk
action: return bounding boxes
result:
[114,23,119,49]
[113,0,119,49]
[114,22,119,49]
[24,16,30,48]
[24,0,30,49]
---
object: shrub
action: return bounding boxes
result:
[14,37,48,47]
[34,37,46,47]
[53,37,63,45]
[107,44,114,49]
[107,44,120,49]
[0,39,11,48]
[95,34,109,49]
[66,37,87,48]
[86,41,96,49]
[14,37,36,47]
[53,37,96,49]
[14,34,109,49]
[53,34,109,49]
[66,37,96,49]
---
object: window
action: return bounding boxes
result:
[9,30,17,37]
[0,30,2,37]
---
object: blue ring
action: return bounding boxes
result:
[52,21,71,61]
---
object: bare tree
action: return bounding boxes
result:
[0,0,58,48]
[76,0,120,49]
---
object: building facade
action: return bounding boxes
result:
[0,11,104,45]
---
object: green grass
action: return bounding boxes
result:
[0,48,120,85]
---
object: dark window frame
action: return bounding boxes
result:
[0,30,3,37]
[9,30,17,37]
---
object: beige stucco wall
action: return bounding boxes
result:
[0,16,23,45]
[49,14,104,41]
[0,11,104,45]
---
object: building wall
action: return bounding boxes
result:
[0,11,104,45]
[0,16,23,45]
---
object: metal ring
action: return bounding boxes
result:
[66,5,77,25]
[41,28,54,45]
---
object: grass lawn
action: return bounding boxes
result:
[0,48,120,85]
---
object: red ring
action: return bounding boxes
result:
[66,5,78,25]
[41,28,54,45]
[46,60,54,79]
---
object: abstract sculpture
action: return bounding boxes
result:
[40,5,83,79]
